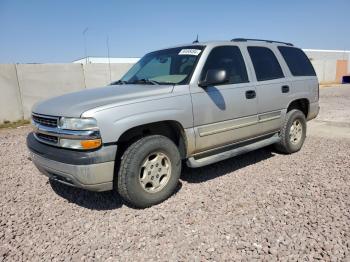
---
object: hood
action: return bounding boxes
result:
[32,84,174,117]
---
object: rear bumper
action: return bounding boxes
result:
[27,132,117,192]
[307,101,320,121]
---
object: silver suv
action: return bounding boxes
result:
[27,38,319,208]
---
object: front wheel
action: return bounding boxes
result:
[274,109,307,154]
[117,135,181,208]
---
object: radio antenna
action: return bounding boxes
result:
[192,34,199,44]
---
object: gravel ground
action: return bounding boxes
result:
[1,86,350,261]
[317,85,350,123]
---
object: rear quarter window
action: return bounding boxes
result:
[247,46,284,81]
[278,46,316,76]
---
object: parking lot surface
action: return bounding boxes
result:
[1,85,350,261]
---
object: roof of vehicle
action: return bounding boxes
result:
[161,39,297,51]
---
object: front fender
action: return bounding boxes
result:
[84,95,193,144]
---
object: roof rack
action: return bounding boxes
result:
[231,38,293,46]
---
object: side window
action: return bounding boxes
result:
[248,46,284,81]
[201,46,248,85]
[278,46,316,76]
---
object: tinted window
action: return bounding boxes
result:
[248,47,284,81]
[201,46,248,84]
[278,46,316,76]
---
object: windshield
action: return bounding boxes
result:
[120,46,204,85]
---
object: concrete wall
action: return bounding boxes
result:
[0,63,133,123]
[109,63,134,85]
[304,50,350,84]
[310,60,337,84]
[83,63,134,88]
[83,64,112,88]
[0,64,23,123]
[17,64,86,118]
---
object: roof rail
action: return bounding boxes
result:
[231,38,293,46]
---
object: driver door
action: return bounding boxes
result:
[190,45,260,153]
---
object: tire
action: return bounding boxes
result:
[274,109,307,154]
[117,135,181,208]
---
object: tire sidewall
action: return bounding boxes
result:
[121,136,181,206]
[283,110,307,153]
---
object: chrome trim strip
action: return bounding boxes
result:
[199,121,257,137]
[258,110,281,122]
[197,111,282,137]
[32,113,59,120]
[33,123,100,140]
[197,115,258,137]
[192,130,279,157]
[258,115,281,123]
[34,133,58,146]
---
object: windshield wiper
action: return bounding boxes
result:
[131,78,160,85]
[110,80,129,85]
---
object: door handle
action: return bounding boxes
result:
[245,90,256,99]
[282,85,290,93]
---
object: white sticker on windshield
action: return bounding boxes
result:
[179,49,202,56]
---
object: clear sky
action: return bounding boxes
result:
[0,0,349,63]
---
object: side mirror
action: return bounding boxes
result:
[199,69,227,87]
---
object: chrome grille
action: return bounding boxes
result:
[32,114,58,128]
[31,113,101,148]
[35,133,59,144]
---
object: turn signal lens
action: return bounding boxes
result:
[60,138,102,150]
[80,139,102,150]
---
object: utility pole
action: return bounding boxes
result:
[83,27,89,64]
[106,35,112,82]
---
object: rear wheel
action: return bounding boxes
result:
[117,135,181,208]
[274,109,307,154]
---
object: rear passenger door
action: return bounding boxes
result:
[247,46,289,134]
[191,45,260,153]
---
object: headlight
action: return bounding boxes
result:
[58,117,101,150]
[59,117,98,130]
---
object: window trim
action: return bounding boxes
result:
[199,45,250,86]
[179,45,206,85]
[247,46,285,82]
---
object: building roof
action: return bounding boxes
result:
[73,56,140,64]
[303,49,350,53]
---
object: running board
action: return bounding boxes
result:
[186,134,280,168]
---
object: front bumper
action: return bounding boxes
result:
[27,133,117,192]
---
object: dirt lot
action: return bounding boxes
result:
[1,85,350,261]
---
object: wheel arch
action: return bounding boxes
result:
[116,120,188,160]
[287,98,310,118]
